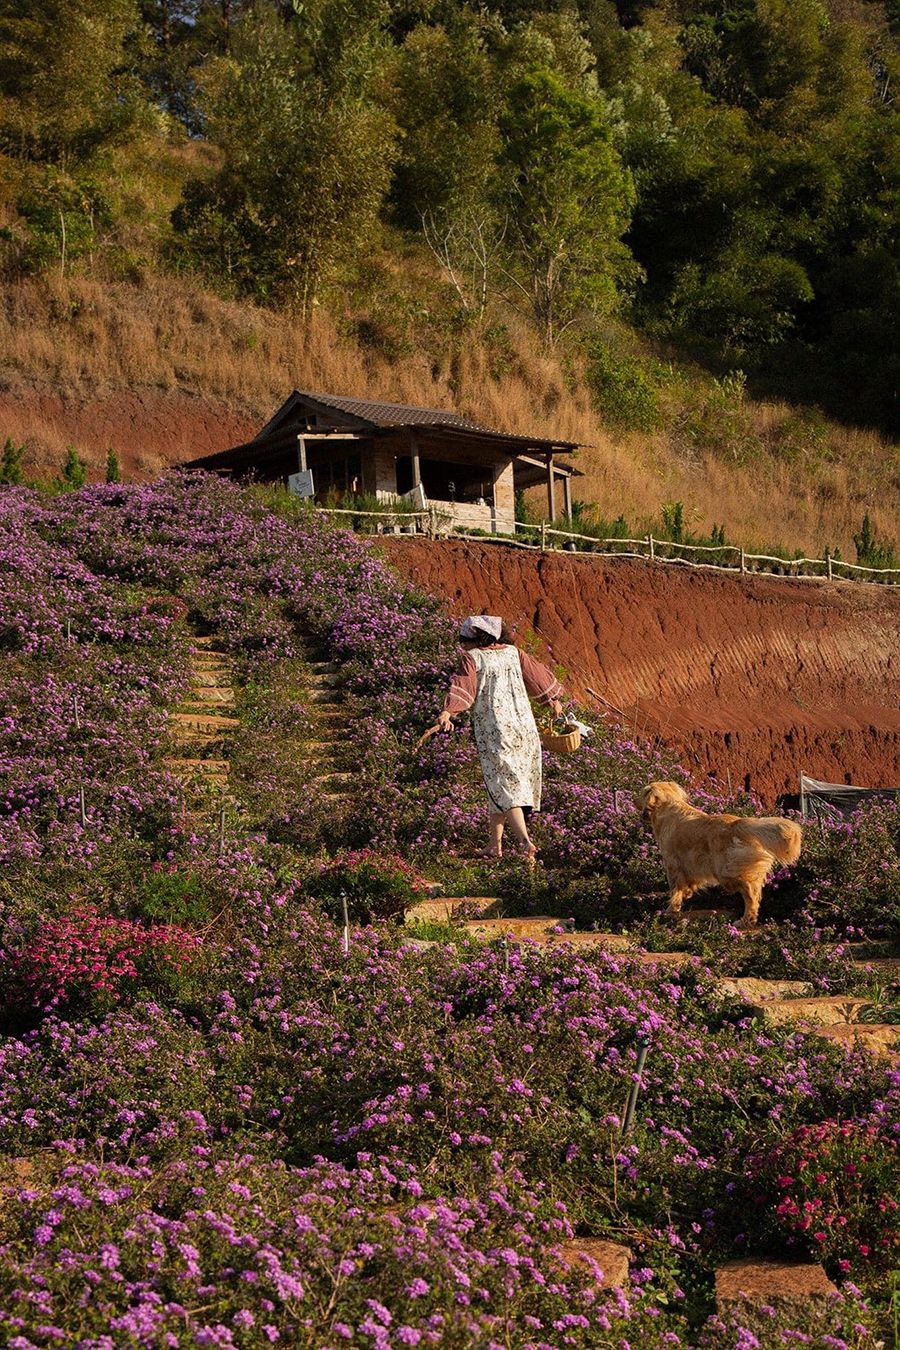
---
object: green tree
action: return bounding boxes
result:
[0,436,24,484]
[0,0,143,168]
[497,65,637,342]
[174,3,397,312]
[105,448,121,483]
[59,447,87,491]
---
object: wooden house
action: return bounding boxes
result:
[184,390,581,533]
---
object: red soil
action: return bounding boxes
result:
[380,538,900,802]
[0,386,256,481]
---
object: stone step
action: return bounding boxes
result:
[813,1023,899,1061]
[165,758,230,774]
[717,977,813,1004]
[188,686,235,706]
[464,916,561,940]
[308,688,345,706]
[312,771,354,786]
[761,996,871,1028]
[556,1239,631,1290]
[170,711,240,733]
[191,636,228,651]
[629,949,695,969]
[540,930,636,952]
[406,896,501,923]
[307,671,345,689]
[190,653,233,670]
[715,1259,837,1314]
[852,956,900,981]
[673,907,742,925]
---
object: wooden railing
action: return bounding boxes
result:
[310,506,900,586]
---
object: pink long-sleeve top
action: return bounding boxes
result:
[443,647,564,716]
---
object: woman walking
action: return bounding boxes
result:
[437,615,566,861]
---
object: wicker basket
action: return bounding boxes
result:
[539,725,582,754]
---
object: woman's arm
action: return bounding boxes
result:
[519,651,565,713]
[439,651,478,728]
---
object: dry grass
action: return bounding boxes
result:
[0,272,897,557]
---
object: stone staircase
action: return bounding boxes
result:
[298,641,355,818]
[165,635,239,821]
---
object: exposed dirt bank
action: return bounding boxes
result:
[380,538,900,801]
[0,384,257,481]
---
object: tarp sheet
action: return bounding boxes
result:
[798,774,900,821]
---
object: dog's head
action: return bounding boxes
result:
[634,781,690,819]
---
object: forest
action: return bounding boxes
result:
[0,0,897,434]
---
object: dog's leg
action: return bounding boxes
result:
[665,886,687,918]
[737,881,762,930]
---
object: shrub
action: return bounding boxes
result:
[586,341,662,432]
[746,1119,900,1275]
[1,905,200,1023]
[305,849,428,924]
[854,512,897,569]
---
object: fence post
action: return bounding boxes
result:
[647,534,655,561]
[826,549,833,581]
[540,521,547,553]
[740,547,746,574]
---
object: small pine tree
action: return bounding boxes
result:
[60,447,87,491]
[105,448,121,483]
[661,500,685,543]
[0,437,25,485]
[853,512,896,568]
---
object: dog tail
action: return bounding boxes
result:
[742,817,802,865]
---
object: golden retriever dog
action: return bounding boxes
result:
[634,781,802,928]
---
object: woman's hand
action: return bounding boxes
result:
[437,711,453,732]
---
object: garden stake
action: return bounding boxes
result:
[78,785,87,829]
[340,892,350,955]
[502,933,509,974]
[621,1038,650,1136]
[66,617,72,644]
[72,694,81,730]
[218,800,226,854]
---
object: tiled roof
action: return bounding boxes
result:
[293,390,495,433]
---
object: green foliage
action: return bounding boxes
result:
[673,369,762,464]
[853,512,897,570]
[497,64,637,342]
[58,446,86,491]
[0,437,24,485]
[105,448,121,484]
[586,340,662,431]
[0,0,144,168]
[660,500,685,543]
[173,4,396,312]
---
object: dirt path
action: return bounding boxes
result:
[380,538,900,800]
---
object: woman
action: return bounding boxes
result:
[438,615,566,860]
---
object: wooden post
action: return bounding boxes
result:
[410,434,422,489]
[341,893,350,955]
[540,520,547,552]
[79,785,87,829]
[428,504,437,539]
[546,455,556,520]
[297,435,307,472]
[740,546,746,574]
[826,549,833,580]
[562,472,573,522]
[647,534,655,561]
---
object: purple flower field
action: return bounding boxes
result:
[0,477,897,1348]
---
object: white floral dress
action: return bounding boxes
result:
[443,645,564,813]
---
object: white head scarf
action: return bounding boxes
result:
[460,615,502,641]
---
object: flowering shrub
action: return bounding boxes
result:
[306,849,428,924]
[746,1119,900,1274]
[2,906,200,1020]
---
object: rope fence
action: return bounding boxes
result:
[310,505,899,587]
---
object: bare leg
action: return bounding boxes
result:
[488,812,505,858]
[505,807,537,863]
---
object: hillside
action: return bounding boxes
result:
[2,271,899,560]
[1,477,898,1347]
